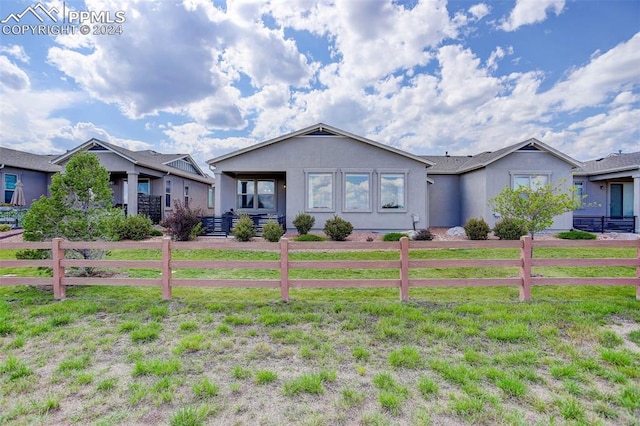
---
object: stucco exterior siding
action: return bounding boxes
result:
[212,135,429,231]
[428,174,461,227]
[1,168,53,207]
[460,169,487,226]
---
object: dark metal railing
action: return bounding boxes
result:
[200,214,286,237]
[573,216,636,233]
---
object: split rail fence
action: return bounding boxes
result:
[1,237,638,302]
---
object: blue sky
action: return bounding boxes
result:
[1,0,638,174]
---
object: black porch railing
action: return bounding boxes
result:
[200,214,286,237]
[573,216,636,234]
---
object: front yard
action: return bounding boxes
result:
[1,279,639,425]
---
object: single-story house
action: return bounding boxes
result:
[573,151,639,232]
[52,139,215,222]
[0,147,61,207]
[206,123,433,231]
[422,139,583,230]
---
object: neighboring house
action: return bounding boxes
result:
[573,151,639,232]
[0,147,61,207]
[207,123,433,231]
[422,139,583,231]
[51,139,215,223]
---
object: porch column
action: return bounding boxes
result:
[634,175,640,232]
[214,171,223,216]
[127,172,139,216]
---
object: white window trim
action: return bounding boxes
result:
[573,180,586,210]
[377,170,408,213]
[304,169,337,212]
[343,170,372,213]
[509,171,552,189]
[236,178,276,211]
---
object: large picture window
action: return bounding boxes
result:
[344,173,370,211]
[380,173,406,210]
[237,179,275,210]
[307,172,334,210]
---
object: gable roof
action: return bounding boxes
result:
[52,139,213,184]
[207,123,434,167]
[574,151,640,176]
[0,146,61,173]
[422,138,583,174]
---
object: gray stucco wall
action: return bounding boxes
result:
[1,168,53,207]
[484,151,575,230]
[428,174,460,227]
[460,168,487,226]
[212,135,429,231]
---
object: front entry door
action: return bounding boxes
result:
[610,183,634,217]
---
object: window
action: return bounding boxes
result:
[137,179,150,194]
[307,172,333,210]
[237,179,275,210]
[3,174,17,204]
[184,186,189,208]
[380,173,406,210]
[208,187,214,208]
[574,181,585,209]
[165,180,171,208]
[513,174,548,190]
[344,173,370,211]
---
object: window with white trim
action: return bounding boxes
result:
[344,172,371,211]
[208,187,214,208]
[307,172,334,210]
[237,179,275,210]
[165,180,172,208]
[513,174,548,190]
[573,181,585,209]
[3,174,17,204]
[380,173,406,211]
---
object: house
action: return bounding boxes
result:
[0,147,61,207]
[573,151,639,232]
[51,139,215,223]
[422,139,583,231]
[206,123,433,231]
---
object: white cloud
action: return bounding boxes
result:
[468,3,490,20]
[0,45,30,63]
[0,56,30,91]
[500,0,565,32]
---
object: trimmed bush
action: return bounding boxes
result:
[556,230,597,240]
[493,218,527,240]
[383,232,406,242]
[464,217,490,240]
[323,215,353,241]
[294,234,326,242]
[233,214,256,242]
[413,229,434,241]
[0,224,11,232]
[262,221,284,242]
[160,201,203,241]
[111,214,156,241]
[293,212,315,235]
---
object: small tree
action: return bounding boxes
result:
[489,180,582,239]
[21,152,120,275]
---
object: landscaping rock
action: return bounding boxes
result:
[446,226,466,237]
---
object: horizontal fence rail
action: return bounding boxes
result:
[1,236,638,302]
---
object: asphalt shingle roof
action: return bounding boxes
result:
[575,151,640,175]
[0,147,61,172]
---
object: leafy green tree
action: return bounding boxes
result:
[489,180,582,239]
[22,153,120,274]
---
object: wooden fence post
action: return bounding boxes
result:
[52,238,65,300]
[400,237,409,302]
[280,238,289,302]
[519,236,532,302]
[161,237,172,300]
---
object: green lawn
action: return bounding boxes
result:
[0,246,638,425]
